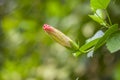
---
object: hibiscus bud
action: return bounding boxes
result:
[43,24,79,50]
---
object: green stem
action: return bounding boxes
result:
[105,10,112,26]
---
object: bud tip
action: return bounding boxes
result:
[43,24,52,31]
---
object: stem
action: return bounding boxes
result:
[105,10,112,26]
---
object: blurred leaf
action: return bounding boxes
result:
[90,0,111,11]
[2,17,20,31]
[46,1,65,17]
[106,31,120,53]
[19,20,36,31]
[94,24,118,50]
[114,62,120,80]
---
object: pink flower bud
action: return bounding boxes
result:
[43,24,79,50]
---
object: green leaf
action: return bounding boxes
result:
[106,31,120,53]
[89,14,105,25]
[73,38,100,57]
[90,0,111,11]
[80,38,100,53]
[94,24,118,50]
[89,9,106,25]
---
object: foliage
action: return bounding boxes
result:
[90,0,110,11]
[73,0,120,56]
[106,31,120,53]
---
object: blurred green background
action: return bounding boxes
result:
[0,0,120,80]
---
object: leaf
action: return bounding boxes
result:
[90,0,111,11]
[89,14,105,25]
[89,9,106,25]
[72,38,100,57]
[80,38,100,53]
[106,31,120,53]
[74,31,103,57]
[94,24,118,50]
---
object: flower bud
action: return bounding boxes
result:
[43,24,79,50]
